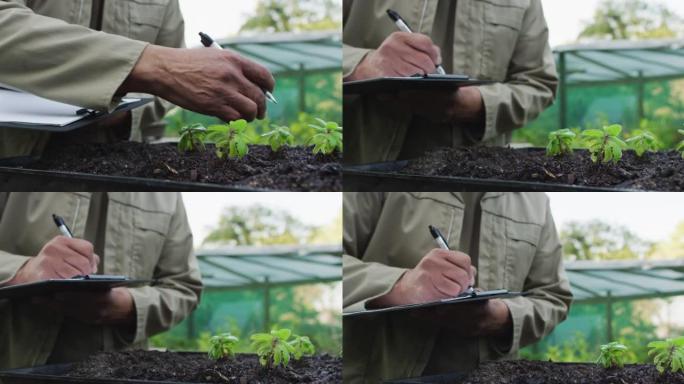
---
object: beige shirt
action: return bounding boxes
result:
[0,192,203,369]
[343,192,572,383]
[343,0,559,164]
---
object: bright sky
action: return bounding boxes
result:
[547,192,684,242]
[541,0,684,47]
[178,0,259,47]
[181,192,342,247]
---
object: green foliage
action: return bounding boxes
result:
[546,128,577,157]
[240,0,342,33]
[561,220,653,261]
[289,335,316,360]
[581,124,627,163]
[578,0,682,41]
[308,118,342,155]
[626,129,659,157]
[178,124,207,153]
[262,124,294,152]
[597,341,629,368]
[677,129,684,159]
[648,337,684,374]
[208,333,239,360]
[207,120,252,159]
[251,328,297,368]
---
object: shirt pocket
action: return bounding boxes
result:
[128,0,168,42]
[129,209,171,279]
[503,220,540,291]
[480,0,528,80]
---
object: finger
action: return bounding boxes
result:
[441,267,470,288]
[389,62,426,77]
[92,253,100,274]
[53,263,83,279]
[64,238,95,259]
[441,250,472,270]
[470,266,477,286]
[239,57,275,92]
[223,92,258,121]
[403,34,442,65]
[401,51,437,75]
[215,105,242,123]
[431,275,462,298]
[62,254,92,275]
[236,77,267,119]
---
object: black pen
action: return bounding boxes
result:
[386,9,447,75]
[428,225,475,295]
[52,214,74,238]
[199,32,278,104]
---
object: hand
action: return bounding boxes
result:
[7,236,99,286]
[120,45,275,122]
[347,32,442,81]
[35,287,135,326]
[369,248,475,308]
[397,87,485,125]
[415,298,513,338]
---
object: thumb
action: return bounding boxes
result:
[91,254,100,274]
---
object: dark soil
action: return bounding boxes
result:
[30,142,341,191]
[67,350,341,384]
[457,360,684,384]
[401,147,684,191]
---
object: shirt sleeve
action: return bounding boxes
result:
[0,0,148,111]
[477,0,558,142]
[343,192,408,313]
[123,194,203,344]
[498,197,573,353]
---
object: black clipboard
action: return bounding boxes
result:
[0,275,153,300]
[0,98,152,132]
[343,289,526,318]
[343,74,493,94]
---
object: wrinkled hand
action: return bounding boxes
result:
[413,298,512,338]
[347,32,442,81]
[35,288,135,326]
[369,248,476,308]
[121,45,275,122]
[7,236,99,286]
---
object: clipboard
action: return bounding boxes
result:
[343,74,493,94]
[343,289,527,318]
[0,95,152,133]
[0,275,153,300]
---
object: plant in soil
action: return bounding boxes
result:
[677,129,684,158]
[648,336,684,373]
[581,124,627,163]
[207,119,252,159]
[250,328,315,368]
[596,341,629,368]
[626,129,659,157]
[208,333,239,361]
[309,118,343,155]
[177,124,208,153]
[546,128,577,157]
[262,124,294,152]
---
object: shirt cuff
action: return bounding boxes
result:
[102,41,149,112]
[477,84,503,143]
[494,298,525,354]
[125,286,152,345]
[344,263,407,313]
[0,252,31,285]
[343,46,373,79]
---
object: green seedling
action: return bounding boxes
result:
[677,129,684,159]
[626,129,658,157]
[581,124,627,164]
[289,335,316,360]
[207,119,251,159]
[648,337,684,374]
[596,341,629,369]
[178,124,207,153]
[308,118,342,155]
[251,328,297,368]
[546,128,576,157]
[262,124,294,152]
[208,333,239,361]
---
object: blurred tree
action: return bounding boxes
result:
[240,0,341,33]
[579,0,682,41]
[649,221,684,259]
[203,204,311,245]
[308,211,342,244]
[561,220,653,260]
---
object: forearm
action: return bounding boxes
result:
[343,254,407,312]
[0,1,147,110]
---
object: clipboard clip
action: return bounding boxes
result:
[70,274,128,281]
[75,108,103,118]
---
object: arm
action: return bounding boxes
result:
[477,0,558,142]
[0,0,147,111]
[499,198,573,353]
[123,194,203,344]
[129,0,186,141]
